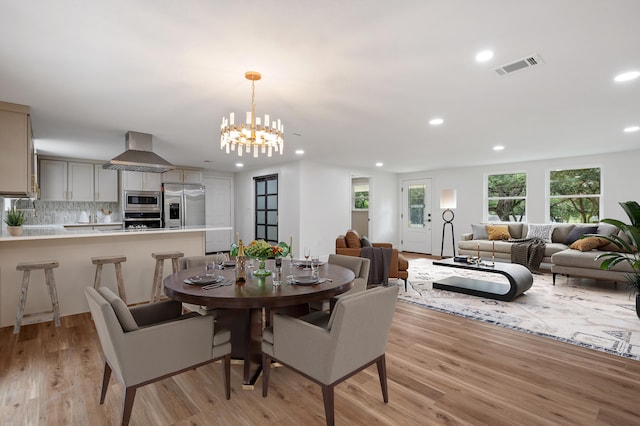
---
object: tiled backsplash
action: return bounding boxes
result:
[2,198,121,226]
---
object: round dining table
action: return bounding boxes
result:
[163,259,355,387]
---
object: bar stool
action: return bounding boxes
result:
[91,255,127,303]
[150,251,184,302]
[14,260,61,334]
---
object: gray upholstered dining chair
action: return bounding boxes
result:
[84,286,231,426]
[262,285,399,426]
[309,254,370,312]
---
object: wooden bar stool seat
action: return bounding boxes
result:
[150,251,184,302]
[14,260,61,334]
[91,255,127,303]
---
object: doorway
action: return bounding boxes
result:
[204,176,233,253]
[351,177,370,237]
[401,178,432,254]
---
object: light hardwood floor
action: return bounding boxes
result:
[2,258,640,425]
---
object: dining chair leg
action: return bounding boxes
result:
[223,354,231,400]
[376,354,389,403]
[122,386,137,426]
[262,353,271,397]
[321,384,335,426]
[100,360,112,404]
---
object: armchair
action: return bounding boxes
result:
[309,254,370,312]
[262,286,399,426]
[84,287,231,426]
[336,229,409,290]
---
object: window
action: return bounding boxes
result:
[353,180,369,210]
[486,172,527,222]
[408,184,426,228]
[549,167,601,223]
[254,174,278,243]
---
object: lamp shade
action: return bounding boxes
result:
[440,189,457,209]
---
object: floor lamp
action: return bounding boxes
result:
[440,189,456,257]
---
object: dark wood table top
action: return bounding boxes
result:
[163,260,355,309]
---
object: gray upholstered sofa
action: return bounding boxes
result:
[458,222,636,283]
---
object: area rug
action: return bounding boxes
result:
[395,258,640,360]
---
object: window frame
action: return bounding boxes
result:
[253,174,278,244]
[546,165,602,223]
[484,170,528,223]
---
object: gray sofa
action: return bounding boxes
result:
[458,222,635,284]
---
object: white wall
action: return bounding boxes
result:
[234,160,398,260]
[400,148,640,256]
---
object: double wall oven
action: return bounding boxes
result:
[122,190,162,229]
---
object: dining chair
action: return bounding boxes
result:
[309,254,370,312]
[179,254,230,314]
[84,286,231,426]
[262,285,399,426]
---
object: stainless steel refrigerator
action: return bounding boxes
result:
[162,182,205,228]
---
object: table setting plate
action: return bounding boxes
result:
[184,275,223,286]
[293,261,325,269]
[290,276,327,285]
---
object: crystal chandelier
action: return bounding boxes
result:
[220,71,284,157]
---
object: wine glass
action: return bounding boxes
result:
[304,247,311,268]
[216,252,225,278]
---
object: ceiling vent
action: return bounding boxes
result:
[494,54,544,76]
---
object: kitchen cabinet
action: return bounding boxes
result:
[94,166,118,202]
[39,159,94,201]
[121,170,162,191]
[162,168,202,184]
[0,101,36,197]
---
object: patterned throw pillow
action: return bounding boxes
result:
[526,224,554,242]
[486,225,510,240]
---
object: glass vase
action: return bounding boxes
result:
[253,258,271,277]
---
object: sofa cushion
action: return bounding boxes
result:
[597,222,619,236]
[345,229,361,248]
[487,225,510,240]
[563,225,598,245]
[471,224,488,240]
[550,224,575,243]
[551,249,635,272]
[569,236,608,252]
[507,223,525,239]
[526,223,554,242]
[360,235,371,247]
[336,236,347,249]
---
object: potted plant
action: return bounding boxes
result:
[4,206,25,236]
[594,201,640,317]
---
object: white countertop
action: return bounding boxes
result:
[0,225,232,241]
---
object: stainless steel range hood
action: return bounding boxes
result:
[102,131,175,173]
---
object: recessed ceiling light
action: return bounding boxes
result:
[493,145,505,151]
[429,118,444,126]
[475,50,494,62]
[624,126,640,133]
[235,163,243,167]
[614,71,640,82]
[295,149,305,155]
[375,162,383,167]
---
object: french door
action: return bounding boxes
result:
[401,178,432,253]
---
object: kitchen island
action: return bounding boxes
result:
[0,226,231,328]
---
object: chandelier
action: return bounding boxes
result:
[220,71,284,158]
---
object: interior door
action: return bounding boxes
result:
[204,177,233,253]
[401,178,432,253]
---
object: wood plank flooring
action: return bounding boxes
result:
[2,260,640,425]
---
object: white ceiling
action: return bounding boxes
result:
[1,1,639,173]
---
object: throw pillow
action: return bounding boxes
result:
[98,287,138,332]
[570,237,608,252]
[486,225,510,240]
[563,225,598,245]
[471,224,488,240]
[526,223,554,242]
[345,229,361,248]
[360,236,372,247]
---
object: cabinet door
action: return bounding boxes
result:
[39,159,67,201]
[162,169,182,182]
[183,170,203,184]
[121,170,143,190]
[94,166,119,202]
[142,172,162,191]
[68,162,94,201]
[0,103,31,196]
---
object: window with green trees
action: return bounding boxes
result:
[549,167,601,223]
[487,172,527,222]
[353,182,369,210]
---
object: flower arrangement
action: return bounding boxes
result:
[230,239,290,260]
